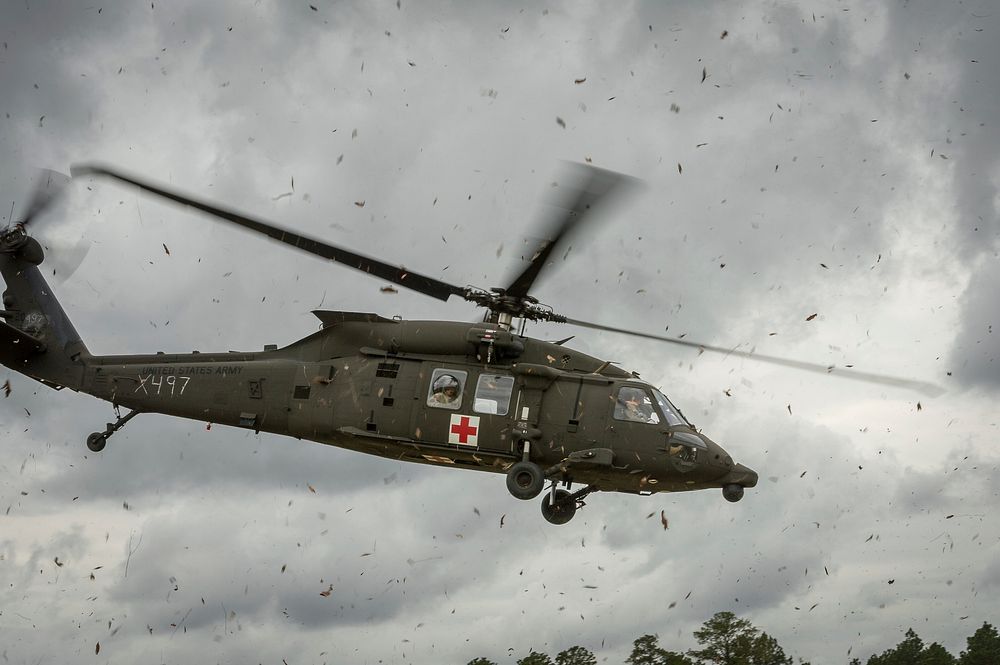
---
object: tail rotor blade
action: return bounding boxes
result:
[2,169,90,282]
[18,169,71,228]
[38,234,92,284]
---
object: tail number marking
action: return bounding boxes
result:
[136,374,191,397]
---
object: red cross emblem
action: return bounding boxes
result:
[449,414,480,446]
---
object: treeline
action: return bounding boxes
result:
[466,611,1000,665]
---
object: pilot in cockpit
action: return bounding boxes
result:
[617,387,661,424]
[430,374,461,405]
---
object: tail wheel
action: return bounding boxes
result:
[506,461,544,500]
[723,484,744,502]
[541,489,577,525]
[86,432,107,453]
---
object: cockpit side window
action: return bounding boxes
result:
[652,388,687,426]
[613,386,661,424]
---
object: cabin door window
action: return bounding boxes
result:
[426,368,467,410]
[473,374,514,415]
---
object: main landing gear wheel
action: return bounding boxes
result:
[723,484,744,503]
[506,461,545,500]
[541,489,576,525]
[86,432,107,452]
[84,409,141,454]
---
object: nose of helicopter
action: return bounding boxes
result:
[701,435,758,488]
[719,462,758,488]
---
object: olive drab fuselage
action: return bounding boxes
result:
[2,227,757,523]
[77,313,755,495]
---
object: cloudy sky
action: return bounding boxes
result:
[1,1,998,663]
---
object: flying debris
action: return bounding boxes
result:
[0,162,943,526]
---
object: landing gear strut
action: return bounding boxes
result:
[87,407,140,453]
[540,483,597,525]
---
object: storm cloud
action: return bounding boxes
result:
[2,1,998,663]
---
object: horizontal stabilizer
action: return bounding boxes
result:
[312,310,397,328]
[0,320,46,365]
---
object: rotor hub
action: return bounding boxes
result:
[0,225,30,253]
[464,287,567,325]
[0,225,45,265]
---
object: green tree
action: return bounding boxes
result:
[518,651,554,665]
[868,628,925,665]
[959,623,1000,665]
[628,635,671,665]
[897,629,927,663]
[688,611,757,665]
[748,632,793,665]
[466,659,498,665]
[627,634,693,665]
[920,642,957,665]
[665,653,695,665]
[555,645,597,665]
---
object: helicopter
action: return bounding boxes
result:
[0,163,943,524]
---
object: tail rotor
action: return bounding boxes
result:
[3,169,91,282]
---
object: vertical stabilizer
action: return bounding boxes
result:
[0,229,89,390]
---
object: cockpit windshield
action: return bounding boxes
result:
[652,388,688,427]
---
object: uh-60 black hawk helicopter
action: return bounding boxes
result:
[1,164,943,524]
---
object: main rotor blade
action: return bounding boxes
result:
[563,317,946,397]
[18,169,71,228]
[71,163,467,302]
[504,163,637,299]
